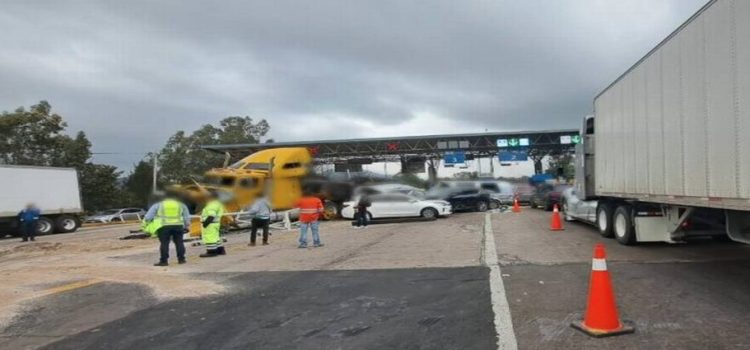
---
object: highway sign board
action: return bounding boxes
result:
[444,151,466,165]
[499,150,528,162]
[560,135,582,145]
[497,138,530,148]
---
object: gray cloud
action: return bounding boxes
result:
[0,0,707,169]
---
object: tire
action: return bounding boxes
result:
[561,200,573,222]
[476,201,489,212]
[421,207,439,219]
[613,205,636,245]
[488,200,500,210]
[54,215,80,233]
[544,199,553,212]
[37,217,55,235]
[596,203,614,238]
[322,201,339,220]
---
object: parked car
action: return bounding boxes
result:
[529,184,571,211]
[513,184,535,205]
[341,193,452,220]
[85,208,146,223]
[353,183,426,199]
[425,186,492,212]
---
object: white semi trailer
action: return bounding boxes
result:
[567,0,750,245]
[0,165,83,236]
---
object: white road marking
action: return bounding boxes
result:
[483,213,518,350]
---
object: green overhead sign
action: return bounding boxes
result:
[560,135,581,145]
[497,138,530,148]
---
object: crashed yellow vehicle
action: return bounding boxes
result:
[169,147,352,236]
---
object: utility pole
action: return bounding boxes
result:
[152,153,159,196]
[489,154,495,177]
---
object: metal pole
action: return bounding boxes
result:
[489,154,495,177]
[152,154,158,195]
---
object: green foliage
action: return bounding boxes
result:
[545,154,575,180]
[79,163,124,211]
[0,101,122,211]
[156,116,270,184]
[123,158,157,207]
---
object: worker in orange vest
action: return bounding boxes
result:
[295,190,325,248]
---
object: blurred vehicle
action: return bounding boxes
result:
[425,186,492,212]
[429,181,510,209]
[477,181,515,206]
[353,183,426,199]
[559,187,597,223]
[341,193,451,220]
[0,165,83,236]
[85,208,146,223]
[529,184,571,211]
[169,147,353,236]
[513,184,535,205]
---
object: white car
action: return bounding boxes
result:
[84,208,146,223]
[353,183,426,199]
[341,193,452,220]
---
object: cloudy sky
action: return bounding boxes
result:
[0,0,707,170]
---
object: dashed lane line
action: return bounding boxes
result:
[483,213,518,350]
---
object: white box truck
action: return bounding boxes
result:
[566,0,750,244]
[0,165,83,236]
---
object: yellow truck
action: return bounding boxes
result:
[170,147,351,235]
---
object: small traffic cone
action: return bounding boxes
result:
[550,204,563,231]
[571,244,635,337]
[512,198,521,213]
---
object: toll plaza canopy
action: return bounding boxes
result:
[202,129,580,162]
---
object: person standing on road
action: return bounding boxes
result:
[355,195,371,228]
[144,195,191,266]
[18,203,40,242]
[247,195,272,246]
[200,191,227,258]
[295,191,324,248]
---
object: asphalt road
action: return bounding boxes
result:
[41,268,495,350]
[493,209,750,350]
[2,209,750,349]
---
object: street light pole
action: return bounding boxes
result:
[152,153,159,196]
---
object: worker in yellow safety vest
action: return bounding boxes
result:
[143,196,191,266]
[200,191,227,257]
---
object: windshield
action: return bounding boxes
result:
[205,175,236,187]
[97,209,120,215]
[425,187,456,199]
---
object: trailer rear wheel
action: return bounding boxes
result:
[37,217,55,235]
[613,205,636,245]
[55,215,80,233]
[596,203,614,238]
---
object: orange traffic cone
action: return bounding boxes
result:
[550,204,563,231]
[512,198,521,213]
[571,244,635,337]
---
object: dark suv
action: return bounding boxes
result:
[426,187,492,212]
[530,184,571,211]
